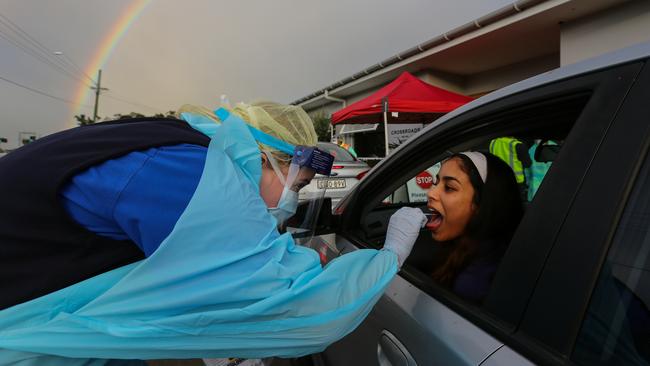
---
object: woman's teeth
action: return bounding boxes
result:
[426,209,443,231]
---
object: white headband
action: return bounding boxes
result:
[460,151,487,183]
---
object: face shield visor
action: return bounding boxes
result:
[214,107,334,244]
[265,146,334,243]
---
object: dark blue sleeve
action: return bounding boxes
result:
[452,258,498,304]
[60,143,208,257]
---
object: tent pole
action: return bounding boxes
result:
[383,111,389,157]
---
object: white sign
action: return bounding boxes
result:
[405,163,441,203]
[387,123,423,152]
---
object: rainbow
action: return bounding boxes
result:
[69,0,153,127]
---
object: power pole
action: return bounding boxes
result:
[91,69,109,123]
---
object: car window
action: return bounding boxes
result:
[384,139,563,206]
[372,134,572,307]
[360,92,592,310]
[317,143,356,162]
[384,163,440,204]
[572,149,650,365]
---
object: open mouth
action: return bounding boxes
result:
[426,208,443,232]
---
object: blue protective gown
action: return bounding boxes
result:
[0,112,399,364]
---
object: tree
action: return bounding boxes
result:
[111,112,145,120]
[74,114,95,126]
[74,110,177,126]
[153,110,177,118]
[311,113,332,142]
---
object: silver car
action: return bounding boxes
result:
[299,142,369,206]
[294,41,650,365]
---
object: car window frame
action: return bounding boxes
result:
[508,61,650,364]
[335,60,645,365]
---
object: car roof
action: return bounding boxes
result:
[317,141,357,161]
[417,40,650,142]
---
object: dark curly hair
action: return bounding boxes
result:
[431,152,523,288]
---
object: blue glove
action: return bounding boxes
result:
[383,207,428,268]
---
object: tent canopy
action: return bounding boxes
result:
[331,72,473,125]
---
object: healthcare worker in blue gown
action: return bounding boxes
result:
[0,101,427,365]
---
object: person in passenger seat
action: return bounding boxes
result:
[425,151,523,304]
[525,139,560,201]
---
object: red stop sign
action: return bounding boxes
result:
[415,171,433,189]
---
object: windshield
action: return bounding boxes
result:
[317,143,355,162]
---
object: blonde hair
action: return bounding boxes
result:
[178,101,317,163]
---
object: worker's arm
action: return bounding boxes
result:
[59,143,207,256]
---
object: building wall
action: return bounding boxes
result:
[465,53,559,96]
[561,0,650,66]
[305,52,558,118]
[416,71,466,94]
[306,88,381,145]
[306,0,650,149]
[306,103,338,120]
[306,87,377,120]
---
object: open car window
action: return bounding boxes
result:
[357,90,593,310]
[384,138,564,207]
[384,163,440,205]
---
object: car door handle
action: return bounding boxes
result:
[377,330,417,366]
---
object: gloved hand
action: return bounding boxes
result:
[383,207,428,268]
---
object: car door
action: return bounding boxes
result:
[482,60,650,366]
[310,60,644,366]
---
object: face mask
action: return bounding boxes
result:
[269,185,299,224]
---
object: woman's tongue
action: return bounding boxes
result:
[426,213,443,231]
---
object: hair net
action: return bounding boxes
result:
[178,101,318,161]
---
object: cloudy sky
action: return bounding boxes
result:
[0,0,511,149]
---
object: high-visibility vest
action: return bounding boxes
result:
[489,137,525,184]
[347,145,358,158]
[338,142,358,158]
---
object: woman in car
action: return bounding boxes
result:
[426,151,523,304]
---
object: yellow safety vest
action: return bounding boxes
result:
[489,137,525,184]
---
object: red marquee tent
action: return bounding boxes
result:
[331,71,473,125]
[330,71,473,156]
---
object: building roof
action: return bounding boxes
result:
[293,0,626,111]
